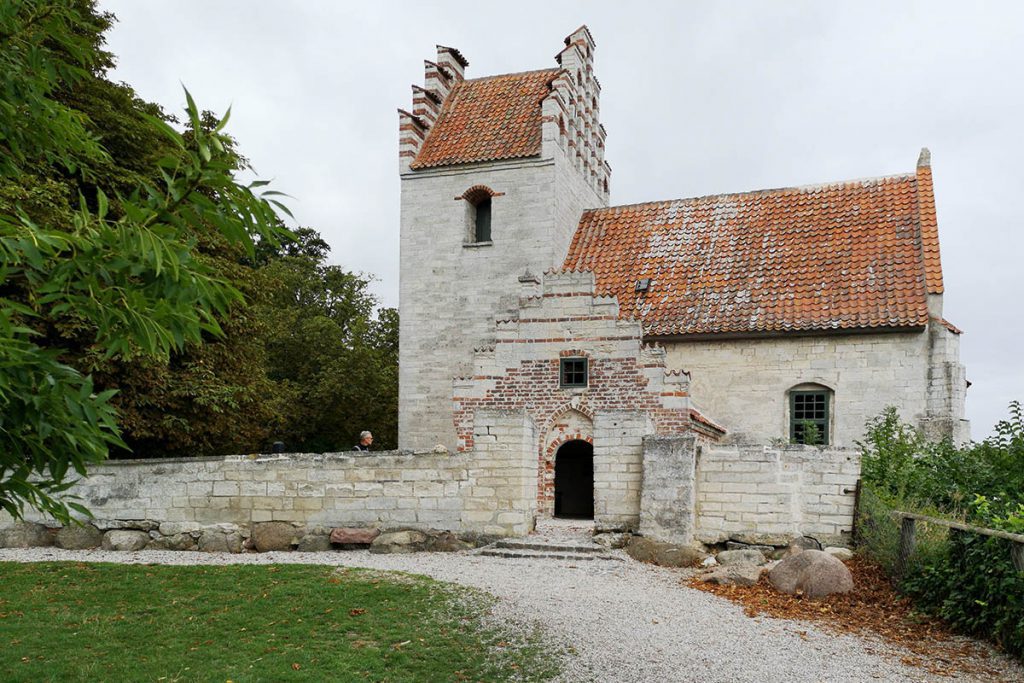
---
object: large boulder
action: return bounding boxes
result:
[56,524,103,550]
[625,537,708,568]
[102,530,150,551]
[251,522,303,552]
[716,549,767,566]
[0,522,53,548]
[700,564,763,587]
[370,530,429,554]
[330,527,380,545]
[197,528,244,553]
[768,549,854,599]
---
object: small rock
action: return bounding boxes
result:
[729,532,792,546]
[158,521,203,537]
[701,564,763,587]
[102,530,150,551]
[824,546,854,561]
[0,521,53,548]
[148,533,197,551]
[716,549,767,566]
[55,523,103,550]
[625,537,708,568]
[297,534,333,552]
[701,555,719,568]
[370,530,429,554]
[593,532,631,550]
[788,535,822,553]
[329,527,380,545]
[725,541,775,556]
[252,522,304,552]
[424,530,472,553]
[431,444,449,454]
[769,549,854,599]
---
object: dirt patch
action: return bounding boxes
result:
[688,557,1016,681]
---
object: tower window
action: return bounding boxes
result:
[560,357,588,388]
[474,196,491,242]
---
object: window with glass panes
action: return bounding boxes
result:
[790,391,829,445]
[559,357,587,388]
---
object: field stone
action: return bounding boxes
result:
[725,541,775,556]
[824,546,854,561]
[55,523,103,550]
[252,522,303,552]
[148,533,197,551]
[370,530,429,554]
[716,549,767,566]
[769,549,854,599]
[625,537,708,568]
[102,530,150,551]
[197,529,244,553]
[93,519,159,532]
[593,532,631,549]
[159,521,203,538]
[330,527,380,545]
[297,534,333,552]
[0,522,53,548]
[700,564,763,587]
[788,535,822,553]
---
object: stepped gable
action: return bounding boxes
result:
[410,68,560,169]
[564,158,944,337]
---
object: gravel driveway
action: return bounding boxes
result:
[2,545,1020,682]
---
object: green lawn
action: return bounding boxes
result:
[0,562,558,682]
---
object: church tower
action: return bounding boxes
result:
[398,26,610,450]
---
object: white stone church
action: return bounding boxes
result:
[396,26,969,535]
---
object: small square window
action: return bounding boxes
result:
[560,357,588,388]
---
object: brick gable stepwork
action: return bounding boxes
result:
[453,270,724,524]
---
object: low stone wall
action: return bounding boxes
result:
[694,444,860,546]
[2,409,538,538]
[640,437,860,547]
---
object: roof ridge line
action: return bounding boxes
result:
[585,171,918,215]
[462,67,562,83]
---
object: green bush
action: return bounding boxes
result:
[857,403,1024,660]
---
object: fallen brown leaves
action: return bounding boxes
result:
[688,558,1014,681]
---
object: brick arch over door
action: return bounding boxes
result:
[540,406,594,514]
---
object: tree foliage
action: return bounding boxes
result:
[0,1,288,521]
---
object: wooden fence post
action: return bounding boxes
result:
[895,515,917,579]
[1013,542,1024,573]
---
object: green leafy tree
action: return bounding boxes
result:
[0,1,288,521]
[257,234,398,451]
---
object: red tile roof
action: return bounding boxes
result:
[564,172,941,337]
[410,69,559,169]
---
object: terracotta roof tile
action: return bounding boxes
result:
[564,173,938,336]
[411,69,559,169]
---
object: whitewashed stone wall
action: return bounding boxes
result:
[5,410,538,538]
[639,437,860,547]
[663,330,963,447]
[695,445,860,546]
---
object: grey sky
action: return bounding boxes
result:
[98,1,1023,439]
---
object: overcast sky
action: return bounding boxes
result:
[98,1,1023,440]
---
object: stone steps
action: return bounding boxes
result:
[477,537,620,561]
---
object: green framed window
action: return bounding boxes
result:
[560,357,588,388]
[790,390,829,445]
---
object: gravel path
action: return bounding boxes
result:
[2,545,1020,682]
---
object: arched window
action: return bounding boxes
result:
[788,383,833,445]
[456,185,501,244]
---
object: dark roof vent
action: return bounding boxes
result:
[635,278,651,293]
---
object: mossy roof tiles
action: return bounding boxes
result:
[564,172,941,337]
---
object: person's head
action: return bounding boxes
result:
[359,431,373,446]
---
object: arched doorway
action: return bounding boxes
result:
[554,440,594,519]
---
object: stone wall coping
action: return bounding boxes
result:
[99,449,467,467]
